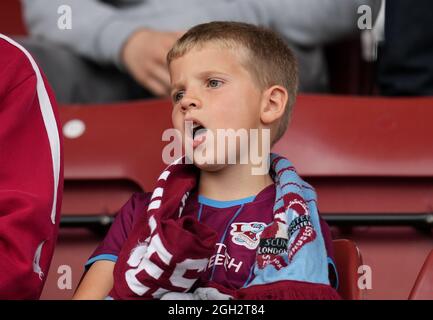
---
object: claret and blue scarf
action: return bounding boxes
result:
[109,154,340,300]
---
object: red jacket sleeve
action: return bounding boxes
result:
[0,35,63,299]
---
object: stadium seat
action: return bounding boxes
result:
[333,239,363,300]
[408,249,433,300]
[59,99,173,222]
[58,94,433,220]
[274,95,433,220]
[0,0,27,35]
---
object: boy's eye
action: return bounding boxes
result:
[207,79,223,88]
[173,91,184,102]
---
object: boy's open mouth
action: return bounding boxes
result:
[192,122,206,138]
[191,121,207,148]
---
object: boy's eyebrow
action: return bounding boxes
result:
[197,70,231,79]
[171,80,185,92]
[171,70,231,90]
[170,82,185,98]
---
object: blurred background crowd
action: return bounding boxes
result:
[2,0,432,105]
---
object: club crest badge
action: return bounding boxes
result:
[256,221,289,270]
[230,222,266,250]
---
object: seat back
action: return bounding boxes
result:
[333,239,363,300]
[58,95,433,221]
[0,0,27,35]
[273,95,433,218]
[59,99,172,220]
[409,249,433,300]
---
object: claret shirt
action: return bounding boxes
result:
[0,35,63,299]
[86,184,338,289]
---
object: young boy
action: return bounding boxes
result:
[74,22,339,300]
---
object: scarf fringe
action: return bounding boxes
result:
[237,280,341,300]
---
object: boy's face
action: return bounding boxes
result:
[169,43,265,171]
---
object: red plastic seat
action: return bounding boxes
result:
[58,95,433,218]
[409,249,433,300]
[0,0,27,35]
[332,239,363,300]
[59,99,173,218]
[273,95,433,216]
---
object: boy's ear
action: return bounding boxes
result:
[260,85,288,124]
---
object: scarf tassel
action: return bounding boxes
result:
[236,280,342,300]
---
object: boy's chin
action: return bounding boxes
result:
[193,161,226,172]
[192,155,227,172]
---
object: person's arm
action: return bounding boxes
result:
[22,0,120,65]
[0,35,63,299]
[73,261,115,300]
[71,193,151,299]
[257,0,382,46]
[21,0,182,95]
[120,28,182,96]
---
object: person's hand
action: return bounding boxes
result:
[121,28,184,96]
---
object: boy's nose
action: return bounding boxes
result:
[180,96,201,112]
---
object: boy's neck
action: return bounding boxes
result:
[198,163,273,201]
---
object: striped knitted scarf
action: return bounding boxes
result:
[109,154,340,300]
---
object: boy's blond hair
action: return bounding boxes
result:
[167,21,298,144]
